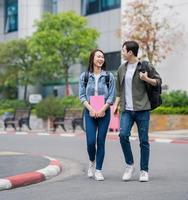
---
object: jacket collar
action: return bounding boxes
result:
[89,70,107,77]
[120,61,141,84]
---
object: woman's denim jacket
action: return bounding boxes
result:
[79,70,115,105]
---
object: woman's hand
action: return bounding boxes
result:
[96,110,105,118]
[89,109,97,118]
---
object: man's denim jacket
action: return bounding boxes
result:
[79,70,115,105]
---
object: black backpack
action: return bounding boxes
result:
[83,71,110,89]
[138,61,162,110]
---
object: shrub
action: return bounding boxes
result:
[61,95,82,108]
[0,99,30,115]
[161,90,188,107]
[35,96,82,120]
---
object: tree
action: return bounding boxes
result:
[120,0,182,65]
[0,39,35,100]
[29,11,99,95]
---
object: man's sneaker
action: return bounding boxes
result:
[122,164,134,181]
[87,161,95,178]
[94,170,104,181]
[139,170,149,182]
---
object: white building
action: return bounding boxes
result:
[0,0,188,96]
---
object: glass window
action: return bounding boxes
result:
[82,0,100,15]
[81,0,120,16]
[52,0,58,13]
[101,0,120,11]
[4,0,18,33]
[104,51,121,71]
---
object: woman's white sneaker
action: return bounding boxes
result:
[87,161,95,178]
[94,170,104,181]
[139,170,149,182]
[122,164,134,181]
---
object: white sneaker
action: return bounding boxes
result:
[94,170,104,181]
[87,161,95,178]
[122,164,134,181]
[139,170,149,182]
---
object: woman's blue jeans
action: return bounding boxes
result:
[85,108,110,170]
[119,110,150,171]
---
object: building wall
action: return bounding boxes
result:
[0,0,52,40]
[58,0,81,14]
[0,0,187,92]
[157,0,188,92]
[87,9,121,52]
[18,0,43,38]
[58,0,121,53]
[0,0,18,41]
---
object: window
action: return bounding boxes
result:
[4,0,18,33]
[101,0,120,11]
[52,0,58,13]
[82,0,99,15]
[104,51,121,71]
[81,0,120,16]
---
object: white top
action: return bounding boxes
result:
[125,62,138,110]
[94,73,100,95]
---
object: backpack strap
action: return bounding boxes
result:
[105,72,110,89]
[84,71,89,88]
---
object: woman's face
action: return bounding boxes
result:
[93,51,105,68]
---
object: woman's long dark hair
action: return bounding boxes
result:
[87,49,106,72]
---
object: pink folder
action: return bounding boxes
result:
[90,95,105,112]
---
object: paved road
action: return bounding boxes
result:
[0,131,188,200]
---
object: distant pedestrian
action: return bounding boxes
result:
[79,49,115,181]
[114,41,162,182]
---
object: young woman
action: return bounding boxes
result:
[79,49,115,181]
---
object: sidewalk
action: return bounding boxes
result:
[107,129,188,144]
[149,129,188,140]
[0,152,62,191]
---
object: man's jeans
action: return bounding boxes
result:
[85,108,110,170]
[119,110,150,171]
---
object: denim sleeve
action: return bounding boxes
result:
[79,72,87,103]
[106,72,115,105]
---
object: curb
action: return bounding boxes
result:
[1,131,188,144]
[106,135,188,144]
[0,155,62,191]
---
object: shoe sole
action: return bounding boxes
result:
[95,177,104,181]
[139,179,149,182]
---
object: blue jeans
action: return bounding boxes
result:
[85,108,110,170]
[119,110,150,171]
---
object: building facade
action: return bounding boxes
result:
[0,0,188,97]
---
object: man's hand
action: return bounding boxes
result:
[139,71,157,86]
[139,71,148,82]
[113,97,120,116]
[113,105,119,116]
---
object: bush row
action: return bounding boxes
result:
[152,106,188,114]
[161,90,188,107]
[0,90,188,116]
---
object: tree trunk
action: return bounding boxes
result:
[64,64,69,96]
[24,85,28,100]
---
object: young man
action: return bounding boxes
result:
[114,41,161,182]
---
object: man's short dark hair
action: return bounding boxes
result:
[122,41,139,57]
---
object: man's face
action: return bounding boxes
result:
[122,45,131,60]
